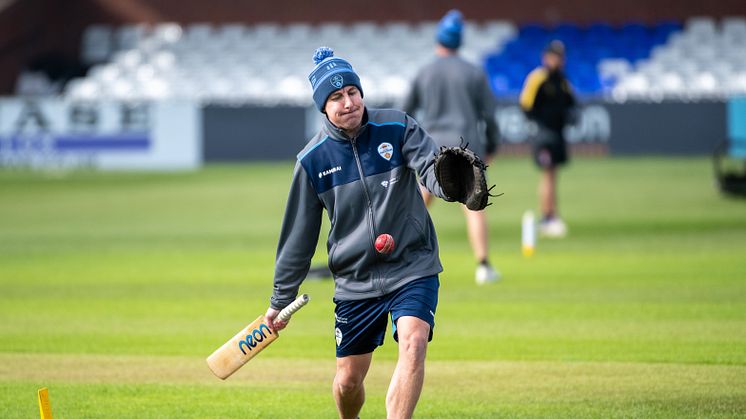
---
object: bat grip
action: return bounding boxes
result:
[276,294,310,321]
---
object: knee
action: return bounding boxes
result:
[399,330,429,364]
[334,370,364,397]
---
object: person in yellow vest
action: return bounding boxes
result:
[519,40,576,238]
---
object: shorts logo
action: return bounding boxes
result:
[330,74,344,89]
[377,142,393,161]
[335,327,343,346]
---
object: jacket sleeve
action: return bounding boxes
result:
[270,161,323,310]
[519,68,547,117]
[401,114,447,199]
[476,72,500,155]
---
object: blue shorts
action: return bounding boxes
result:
[333,275,439,358]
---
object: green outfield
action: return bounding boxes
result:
[1,157,745,418]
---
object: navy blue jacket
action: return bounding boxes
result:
[270,108,447,308]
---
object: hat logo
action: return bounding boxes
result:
[330,74,344,89]
[378,142,393,161]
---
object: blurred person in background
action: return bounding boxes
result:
[519,40,576,238]
[402,9,501,285]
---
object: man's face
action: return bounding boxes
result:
[543,52,564,72]
[324,85,364,133]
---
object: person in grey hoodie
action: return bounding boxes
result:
[402,9,502,285]
[263,47,455,419]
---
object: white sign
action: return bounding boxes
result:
[0,99,201,170]
[495,105,611,144]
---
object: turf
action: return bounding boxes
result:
[0,157,744,418]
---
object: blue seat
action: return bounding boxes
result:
[482,20,682,98]
[519,23,547,40]
[588,22,615,38]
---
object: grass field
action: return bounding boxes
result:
[1,157,745,418]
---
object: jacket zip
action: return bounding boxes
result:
[350,135,386,296]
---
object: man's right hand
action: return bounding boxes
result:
[264,307,288,332]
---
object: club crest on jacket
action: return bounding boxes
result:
[378,142,393,161]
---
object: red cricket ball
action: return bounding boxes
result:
[375,233,395,254]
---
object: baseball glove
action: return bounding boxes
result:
[434,143,497,211]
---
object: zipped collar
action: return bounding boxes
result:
[322,108,370,142]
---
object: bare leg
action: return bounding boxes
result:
[386,316,430,419]
[334,352,373,419]
[462,205,489,262]
[539,167,557,219]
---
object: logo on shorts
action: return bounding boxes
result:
[330,74,344,89]
[335,327,343,346]
[378,142,393,161]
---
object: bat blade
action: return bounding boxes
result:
[206,315,278,380]
[207,294,309,380]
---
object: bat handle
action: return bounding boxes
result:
[276,294,310,321]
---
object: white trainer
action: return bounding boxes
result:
[539,217,568,238]
[475,263,501,285]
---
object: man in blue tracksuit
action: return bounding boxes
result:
[264,47,451,419]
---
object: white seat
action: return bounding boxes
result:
[216,24,247,45]
[115,24,148,51]
[112,50,144,71]
[598,59,632,80]
[65,78,101,100]
[184,23,214,46]
[151,50,177,71]
[481,20,517,40]
[89,63,121,84]
[722,16,746,40]
[351,21,381,38]
[81,24,113,64]
[617,73,650,97]
[106,78,136,100]
[285,23,315,41]
[140,77,172,99]
[152,22,183,44]
[688,71,721,95]
[659,72,685,94]
[727,71,746,93]
[317,22,347,41]
[686,16,717,37]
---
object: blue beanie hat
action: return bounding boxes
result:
[436,9,464,49]
[308,47,364,112]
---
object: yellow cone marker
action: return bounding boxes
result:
[38,387,53,419]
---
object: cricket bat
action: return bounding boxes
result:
[206,294,310,380]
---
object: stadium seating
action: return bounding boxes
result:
[483,20,683,97]
[68,21,516,105]
[67,17,746,104]
[611,16,746,101]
